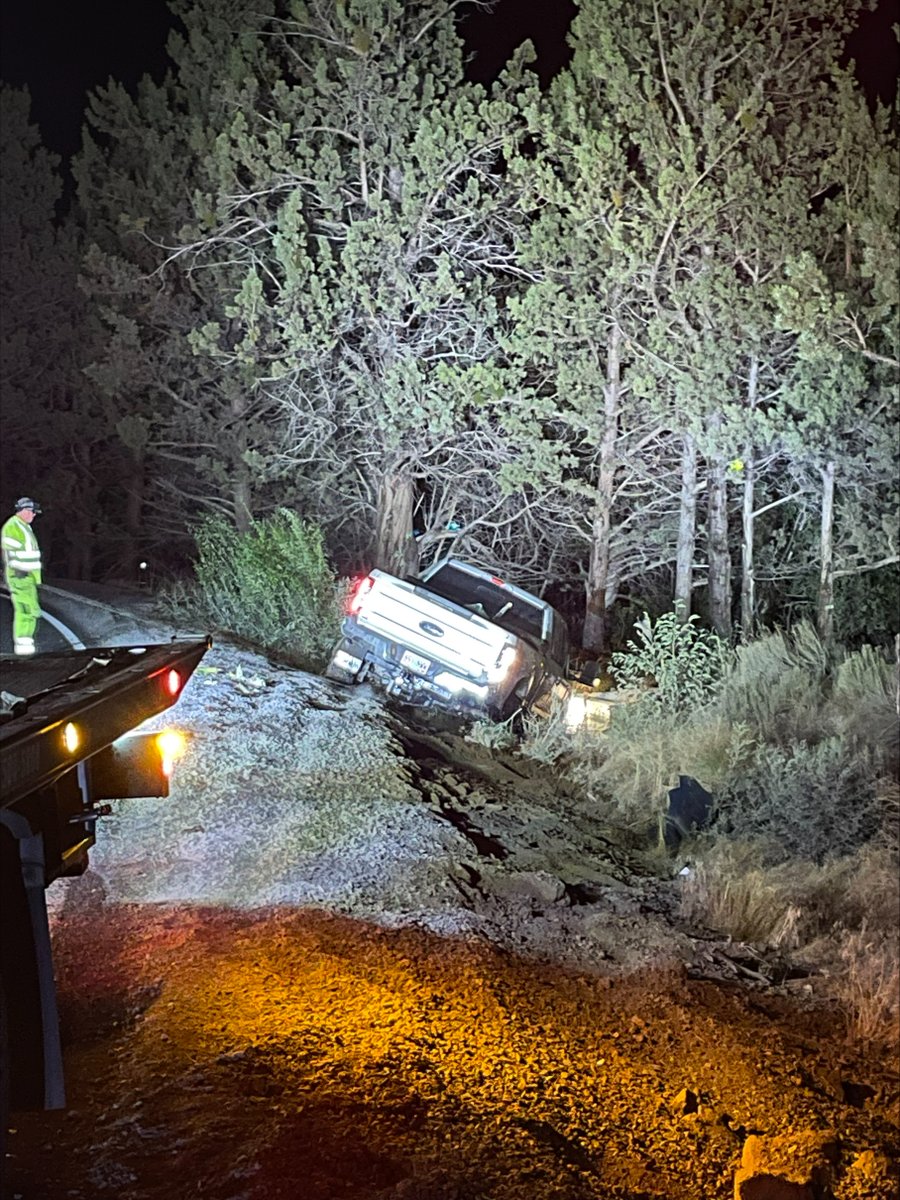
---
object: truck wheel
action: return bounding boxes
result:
[498,679,530,727]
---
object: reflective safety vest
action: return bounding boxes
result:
[1,515,42,586]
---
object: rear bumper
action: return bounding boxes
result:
[329,623,509,717]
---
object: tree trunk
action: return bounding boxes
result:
[123,450,146,580]
[374,469,418,575]
[582,323,622,655]
[674,431,697,621]
[817,459,836,644]
[232,474,252,534]
[706,413,732,639]
[739,354,759,642]
[229,388,252,532]
[740,450,755,641]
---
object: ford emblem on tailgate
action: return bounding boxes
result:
[419,620,444,637]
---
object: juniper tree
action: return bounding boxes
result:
[163,0,545,575]
[74,1,290,571]
[771,74,899,641]
[513,0,889,648]
[0,88,97,575]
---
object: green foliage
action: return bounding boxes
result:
[833,566,900,646]
[165,510,342,669]
[716,737,881,863]
[610,611,731,712]
[721,623,832,744]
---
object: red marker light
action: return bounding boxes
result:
[166,669,182,696]
[348,574,376,615]
[491,576,506,587]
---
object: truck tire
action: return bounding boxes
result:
[497,678,531,727]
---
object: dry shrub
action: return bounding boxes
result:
[679,838,900,951]
[874,777,900,857]
[679,841,802,946]
[833,924,900,1048]
[571,707,754,843]
[465,716,517,752]
[829,645,900,774]
[840,841,900,931]
[518,696,582,765]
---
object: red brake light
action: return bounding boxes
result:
[348,574,376,615]
[166,669,182,696]
[491,576,506,587]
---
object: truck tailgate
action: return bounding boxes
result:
[357,576,507,676]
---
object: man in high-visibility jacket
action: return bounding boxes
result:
[2,497,43,655]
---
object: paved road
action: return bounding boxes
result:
[0,591,83,656]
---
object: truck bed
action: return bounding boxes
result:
[1,649,130,712]
[0,639,211,809]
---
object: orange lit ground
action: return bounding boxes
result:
[5,900,898,1200]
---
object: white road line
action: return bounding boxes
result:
[40,607,86,650]
[1,590,86,650]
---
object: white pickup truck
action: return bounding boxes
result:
[325,558,572,721]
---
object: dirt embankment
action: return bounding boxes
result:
[4,640,898,1200]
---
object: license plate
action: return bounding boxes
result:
[400,649,431,676]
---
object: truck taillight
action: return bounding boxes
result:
[166,669,182,696]
[348,574,375,615]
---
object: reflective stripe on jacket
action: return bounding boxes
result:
[1,515,42,585]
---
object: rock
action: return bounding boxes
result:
[734,1131,840,1200]
[843,1148,898,1199]
[485,869,567,905]
[673,1087,699,1115]
[443,775,470,798]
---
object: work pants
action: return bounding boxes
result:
[8,575,40,655]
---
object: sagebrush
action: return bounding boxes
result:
[160,511,342,669]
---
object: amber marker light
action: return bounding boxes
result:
[157,728,187,778]
[62,722,80,753]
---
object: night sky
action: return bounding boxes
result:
[4,0,894,166]
[0,0,581,164]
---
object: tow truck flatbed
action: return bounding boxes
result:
[0,639,211,809]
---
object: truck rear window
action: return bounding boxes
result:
[421,564,544,644]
